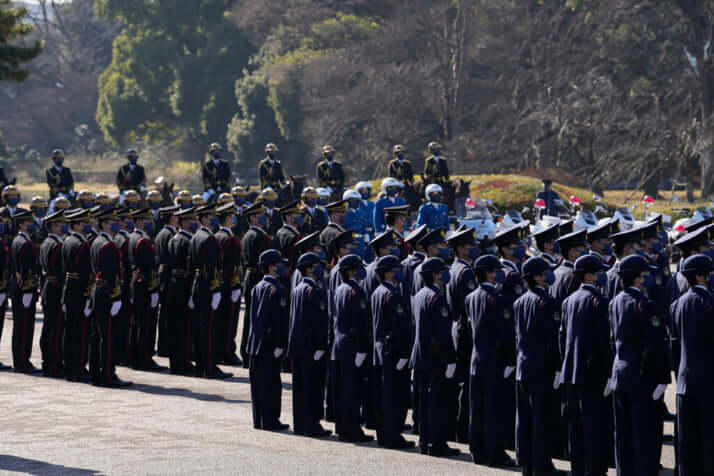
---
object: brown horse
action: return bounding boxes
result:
[276,175,307,206]
[412,178,472,215]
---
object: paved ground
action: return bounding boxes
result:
[0,310,676,475]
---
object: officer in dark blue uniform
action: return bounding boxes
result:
[551,229,589,306]
[319,200,347,265]
[559,254,611,476]
[288,252,331,437]
[363,230,400,296]
[605,227,644,301]
[609,254,670,476]
[247,249,290,431]
[290,232,326,289]
[668,225,714,304]
[513,257,565,476]
[402,225,428,296]
[371,255,414,449]
[383,205,410,260]
[332,254,373,442]
[670,254,714,476]
[445,227,480,443]
[467,254,517,467]
[411,228,449,295]
[531,223,561,265]
[411,257,458,457]
[535,179,562,217]
[492,223,528,307]
[587,218,618,268]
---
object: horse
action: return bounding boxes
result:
[156,180,175,207]
[276,175,307,206]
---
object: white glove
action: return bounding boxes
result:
[603,378,614,397]
[210,292,221,310]
[62,304,66,313]
[110,301,122,316]
[188,296,195,309]
[396,358,408,371]
[325,186,333,195]
[231,288,241,303]
[652,384,667,401]
[445,363,456,379]
[355,352,367,368]
[553,371,562,390]
[313,350,325,361]
[0,292,6,306]
[139,185,146,193]
[68,190,76,197]
[273,348,284,359]
[504,366,515,379]
[208,188,216,195]
[22,293,33,309]
[150,292,159,308]
[83,299,91,317]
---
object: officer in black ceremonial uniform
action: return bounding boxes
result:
[535,179,563,217]
[29,196,49,244]
[371,255,414,449]
[411,257,458,456]
[215,203,243,366]
[10,211,40,373]
[423,141,449,186]
[531,223,561,265]
[288,252,331,437]
[154,205,179,357]
[128,208,162,371]
[166,207,198,375]
[551,229,589,306]
[514,257,565,476]
[248,249,290,431]
[670,254,714,476]
[316,145,345,200]
[273,200,304,275]
[39,211,66,377]
[116,149,147,195]
[559,254,611,476]
[387,144,414,188]
[259,143,286,191]
[319,200,347,265]
[202,143,231,199]
[240,202,271,368]
[609,254,670,476]
[0,216,12,370]
[299,187,326,234]
[445,227,480,443]
[45,149,75,200]
[0,185,27,242]
[587,219,618,268]
[467,255,516,467]
[190,204,232,379]
[332,254,373,442]
[88,208,132,387]
[61,209,92,381]
[113,208,134,365]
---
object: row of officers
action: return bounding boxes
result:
[0,186,711,476]
[42,140,450,202]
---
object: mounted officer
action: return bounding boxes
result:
[116,149,147,199]
[202,143,231,203]
[259,143,286,191]
[316,145,345,201]
[423,141,449,186]
[45,149,75,201]
[387,144,414,188]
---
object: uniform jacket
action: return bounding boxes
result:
[202,158,231,192]
[371,280,412,365]
[410,284,456,373]
[671,286,714,395]
[388,159,414,186]
[373,196,406,233]
[316,160,345,189]
[247,275,289,356]
[423,155,449,185]
[514,286,560,388]
[259,158,285,190]
[45,166,74,199]
[331,278,371,362]
[416,201,448,230]
[288,277,328,358]
[467,282,516,377]
[116,164,146,192]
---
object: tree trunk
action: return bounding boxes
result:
[700,144,714,198]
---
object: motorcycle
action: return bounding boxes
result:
[460,198,498,240]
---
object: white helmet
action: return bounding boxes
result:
[381,177,403,194]
[425,184,443,200]
[355,181,372,191]
[343,189,361,201]
[316,187,330,198]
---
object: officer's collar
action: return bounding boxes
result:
[100,231,113,240]
[134,228,149,238]
[627,286,644,296]
[249,225,264,232]
[411,251,425,259]
[427,283,443,294]
[456,258,471,266]
[35,217,43,224]
[302,276,318,286]
[304,205,314,213]
[54,165,63,172]
[536,285,547,291]
[48,233,63,242]
[501,258,518,270]
[693,285,710,293]
[328,221,344,231]
[211,158,219,165]
[200,226,213,234]
[561,260,574,267]
[164,224,177,233]
[347,277,361,286]
[18,231,31,240]
[590,250,603,259]
[264,274,280,283]
[581,283,599,293]
[382,279,399,291]
[179,229,192,237]
[267,158,275,165]
[433,156,440,162]
[480,281,496,289]
[283,224,299,234]
[70,230,86,241]
[219,226,234,235]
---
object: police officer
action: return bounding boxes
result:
[291,231,326,289]
[668,226,714,304]
[95,192,114,211]
[288,252,331,437]
[273,200,303,273]
[670,254,714,476]
[215,202,243,366]
[175,190,193,210]
[247,249,290,431]
[536,179,562,217]
[230,186,249,237]
[551,229,589,305]
[260,187,282,236]
[606,227,645,301]
[423,141,449,186]
[364,231,400,296]
[123,189,141,210]
[154,205,179,357]
[384,205,410,259]
[113,207,134,365]
[332,254,373,442]
[29,196,49,244]
[316,145,345,200]
[342,190,368,259]
[116,149,147,196]
[319,200,347,265]
[0,185,26,241]
[45,149,75,200]
[146,190,163,234]
[411,257,458,456]
[388,144,414,188]
[259,143,286,191]
[299,187,325,234]
[166,207,198,375]
[240,202,271,367]
[559,254,611,476]
[202,143,231,202]
[402,225,429,301]
[513,257,564,475]
[88,208,132,387]
[10,210,40,373]
[411,228,449,294]
[38,211,66,377]
[467,254,516,467]
[371,254,413,449]
[445,227,480,443]
[0,215,9,371]
[374,178,406,233]
[128,208,162,371]
[492,223,528,307]
[609,254,670,475]
[531,223,561,265]
[417,184,448,230]
[587,219,618,268]
[61,209,92,381]
[189,204,232,379]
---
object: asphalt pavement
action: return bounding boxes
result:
[0,309,676,475]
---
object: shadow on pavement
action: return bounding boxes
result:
[0,455,100,475]
[118,382,250,404]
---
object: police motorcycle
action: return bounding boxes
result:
[529,197,565,235]
[671,204,713,243]
[567,195,601,231]
[460,197,498,240]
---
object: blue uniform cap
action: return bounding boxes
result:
[532,223,561,246]
[417,227,447,247]
[368,230,399,249]
[420,257,449,275]
[586,218,619,242]
[404,224,429,245]
[297,252,325,270]
[681,253,714,274]
[521,256,557,277]
[492,223,528,246]
[617,254,657,277]
[337,253,365,271]
[673,225,714,251]
[446,227,477,245]
[384,205,409,217]
[330,230,358,251]
[574,254,607,274]
[473,254,503,271]
[555,229,588,251]
[258,249,288,266]
[375,255,402,272]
